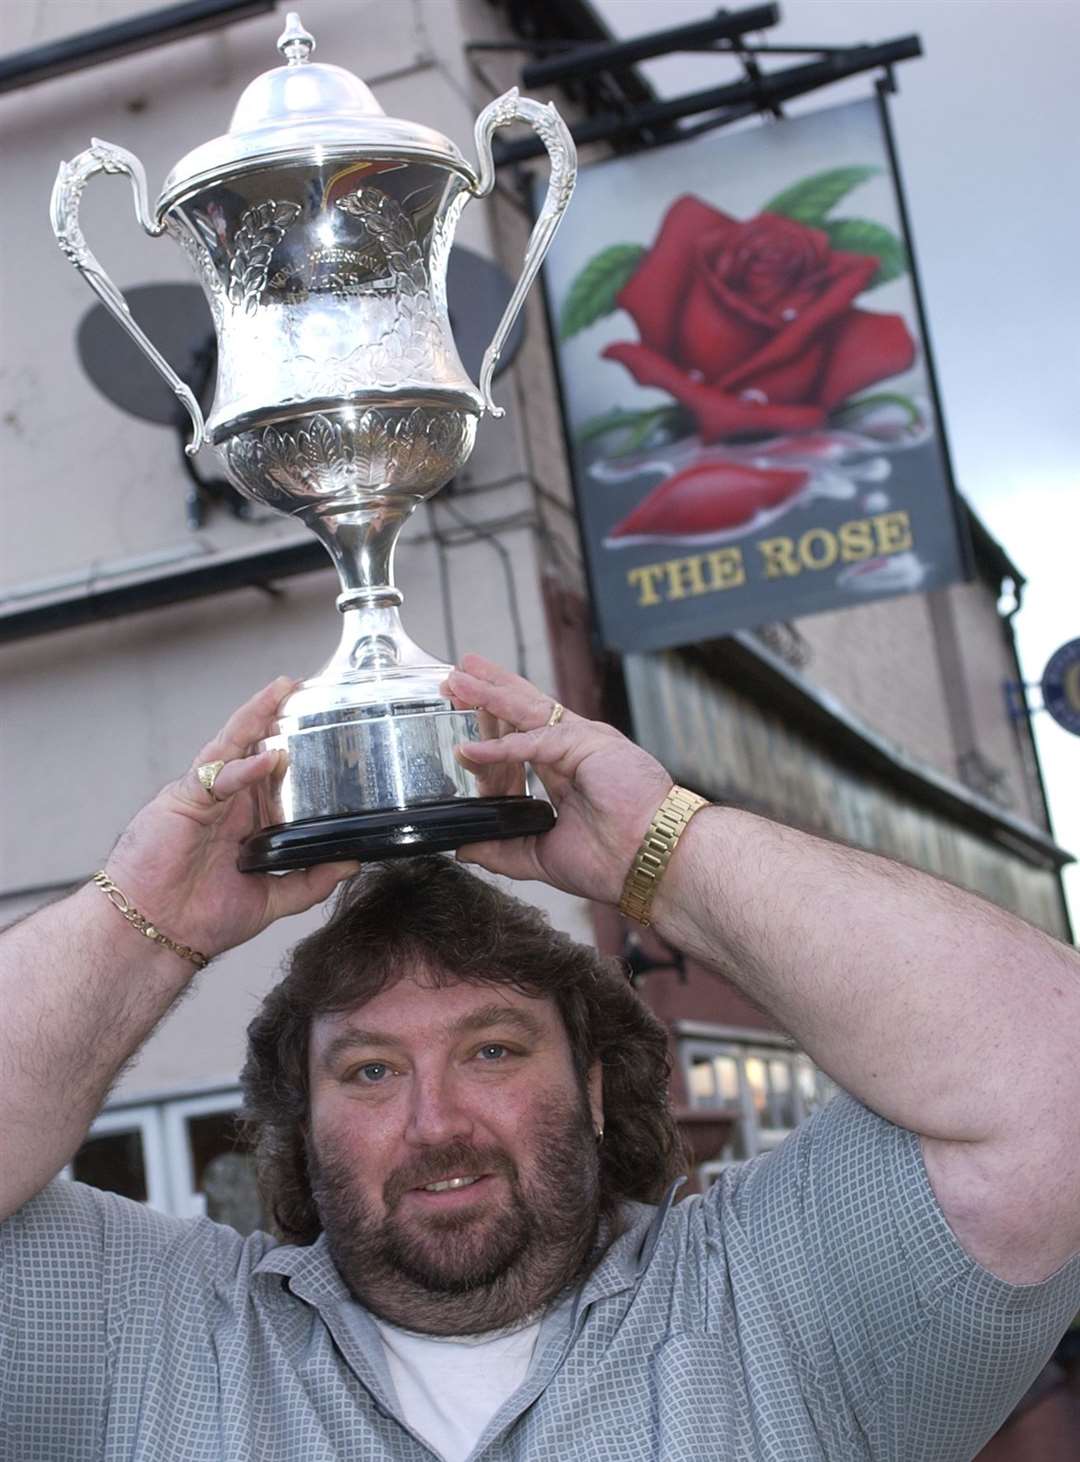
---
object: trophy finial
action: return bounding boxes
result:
[278,12,315,66]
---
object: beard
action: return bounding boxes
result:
[307,1086,602,1336]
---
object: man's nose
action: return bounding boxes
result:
[403,1069,475,1147]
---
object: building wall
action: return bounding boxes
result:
[2,0,1067,1100]
[791,573,1049,830]
[0,0,595,1104]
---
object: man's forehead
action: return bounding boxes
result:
[311,970,560,1045]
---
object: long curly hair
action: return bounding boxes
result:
[241,856,687,1244]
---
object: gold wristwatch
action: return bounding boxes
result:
[618,785,709,928]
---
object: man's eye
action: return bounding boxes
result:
[477,1044,509,1061]
[355,1062,391,1083]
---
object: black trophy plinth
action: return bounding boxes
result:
[237,796,555,872]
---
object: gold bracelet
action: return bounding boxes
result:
[90,871,209,971]
[618,786,709,928]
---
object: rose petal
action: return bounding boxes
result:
[703,215,832,329]
[609,459,810,538]
[734,340,826,406]
[616,196,740,356]
[675,270,766,379]
[816,308,917,409]
[603,342,824,442]
[718,249,878,393]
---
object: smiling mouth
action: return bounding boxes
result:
[420,1175,484,1193]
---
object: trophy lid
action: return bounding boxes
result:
[158,12,474,214]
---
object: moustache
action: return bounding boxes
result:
[383,1140,517,1209]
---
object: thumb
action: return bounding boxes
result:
[265,860,361,922]
[456,838,546,884]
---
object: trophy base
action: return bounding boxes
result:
[237,795,555,872]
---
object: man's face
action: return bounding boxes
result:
[306,969,604,1335]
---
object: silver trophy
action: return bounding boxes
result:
[51,12,576,871]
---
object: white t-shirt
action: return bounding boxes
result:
[373,1312,542,1462]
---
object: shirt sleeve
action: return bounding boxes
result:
[0,1181,264,1456]
[0,1179,240,1457]
[705,1091,1080,1461]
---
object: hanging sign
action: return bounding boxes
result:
[1041,638,1080,736]
[540,95,968,653]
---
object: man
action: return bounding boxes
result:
[2,653,1079,1461]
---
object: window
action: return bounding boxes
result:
[63,1088,266,1235]
[681,1029,837,1177]
[163,1092,265,1232]
[69,1106,170,1209]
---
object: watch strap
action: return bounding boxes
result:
[618,785,709,928]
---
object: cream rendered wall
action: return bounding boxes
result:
[0,0,593,1103]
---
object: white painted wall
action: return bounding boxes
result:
[0,0,593,1103]
[595,0,1080,930]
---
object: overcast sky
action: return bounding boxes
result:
[593,0,1080,929]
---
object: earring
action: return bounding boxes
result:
[595,1125,605,1143]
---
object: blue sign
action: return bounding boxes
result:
[1041,638,1080,736]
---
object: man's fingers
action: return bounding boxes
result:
[470,763,527,799]
[445,667,564,733]
[457,652,525,689]
[456,837,545,883]
[456,728,574,807]
[194,676,296,765]
[475,705,502,741]
[456,725,575,768]
[265,860,361,921]
[174,748,282,813]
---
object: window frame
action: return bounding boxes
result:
[677,1022,836,1175]
[162,1089,248,1220]
[62,1104,172,1210]
[62,1084,246,1220]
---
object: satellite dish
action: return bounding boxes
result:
[77,283,215,425]
[75,248,524,426]
[446,247,525,383]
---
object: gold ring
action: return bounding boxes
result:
[546,701,565,728]
[196,759,227,802]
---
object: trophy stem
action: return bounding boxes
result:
[301,501,450,691]
[306,502,416,608]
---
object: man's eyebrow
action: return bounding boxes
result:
[450,1004,547,1041]
[316,1003,547,1069]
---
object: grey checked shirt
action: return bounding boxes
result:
[3,1092,1079,1461]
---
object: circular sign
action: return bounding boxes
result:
[1041,637,1080,736]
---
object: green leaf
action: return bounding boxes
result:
[559,244,645,340]
[577,408,642,444]
[829,392,921,426]
[576,405,685,452]
[822,217,908,287]
[762,166,880,225]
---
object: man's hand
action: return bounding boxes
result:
[105,677,358,959]
[441,654,672,904]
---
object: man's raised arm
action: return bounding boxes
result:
[444,654,1080,1285]
[0,678,355,1223]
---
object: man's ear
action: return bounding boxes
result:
[587,1061,604,1140]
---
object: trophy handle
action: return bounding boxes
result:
[50,139,206,455]
[470,91,577,417]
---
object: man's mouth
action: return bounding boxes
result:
[421,1175,483,1193]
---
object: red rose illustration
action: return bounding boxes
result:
[603,196,915,442]
[609,460,809,540]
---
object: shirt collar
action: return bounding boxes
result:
[252,1232,352,1308]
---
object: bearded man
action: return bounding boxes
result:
[2,653,1079,1462]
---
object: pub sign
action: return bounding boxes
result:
[540,96,968,653]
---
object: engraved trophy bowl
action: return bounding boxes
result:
[51,12,577,871]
